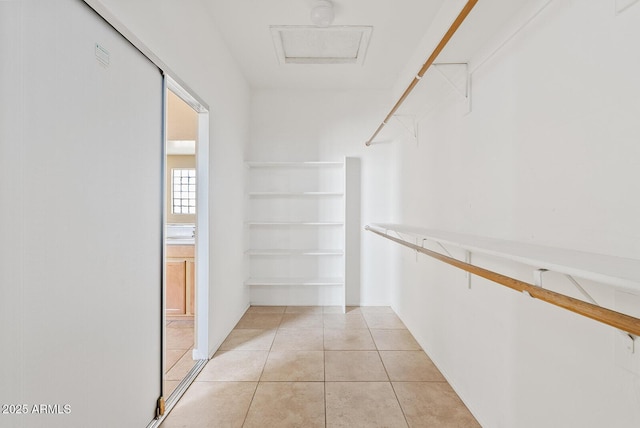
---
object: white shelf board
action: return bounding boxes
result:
[245,249,344,256]
[248,192,344,197]
[368,223,640,292]
[245,158,349,308]
[247,221,344,226]
[246,161,344,168]
[245,277,345,286]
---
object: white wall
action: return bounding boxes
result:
[95,0,252,353]
[248,89,395,306]
[388,1,640,427]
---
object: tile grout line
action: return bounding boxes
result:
[236,308,276,427]
[240,308,283,427]
[323,316,327,428]
[388,380,411,428]
[239,381,259,428]
[163,347,191,375]
[374,310,411,428]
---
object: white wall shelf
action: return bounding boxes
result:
[245,277,345,286]
[245,249,344,256]
[246,221,344,226]
[246,161,344,168]
[248,192,344,197]
[367,223,640,293]
[245,159,349,309]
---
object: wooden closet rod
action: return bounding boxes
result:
[365,0,478,146]
[366,226,640,337]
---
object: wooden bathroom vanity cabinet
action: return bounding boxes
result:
[165,245,195,317]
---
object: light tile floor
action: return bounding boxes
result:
[164,319,196,397]
[161,306,480,427]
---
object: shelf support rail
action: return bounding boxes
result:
[365,0,478,146]
[365,225,640,337]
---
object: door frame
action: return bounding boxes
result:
[156,77,211,425]
[165,75,210,361]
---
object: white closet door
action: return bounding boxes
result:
[0,1,163,426]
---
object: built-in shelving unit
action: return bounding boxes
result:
[245,160,348,309]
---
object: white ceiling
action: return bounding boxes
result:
[200,0,536,91]
[201,0,447,90]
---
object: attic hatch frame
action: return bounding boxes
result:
[270,25,373,65]
[365,0,478,146]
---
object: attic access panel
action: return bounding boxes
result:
[270,26,372,65]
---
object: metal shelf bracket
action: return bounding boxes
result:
[533,268,548,288]
[564,274,598,305]
[392,114,418,144]
[563,274,635,346]
[436,242,454,258]
[433,62,471,113]
[430,241,471,288]
[465,251,472,289]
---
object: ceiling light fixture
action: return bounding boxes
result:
[310,0,334,27]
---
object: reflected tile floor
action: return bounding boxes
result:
[161,306,480,428]
[164,319,196,397]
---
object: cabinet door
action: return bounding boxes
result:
[187,260,196,315]
[166,261,186,315]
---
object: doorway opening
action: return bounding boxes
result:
[162,77,210,403]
